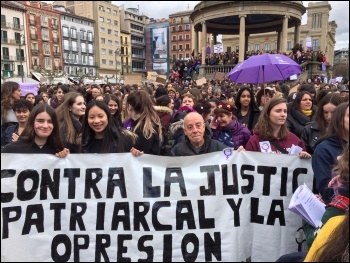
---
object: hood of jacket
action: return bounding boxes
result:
[153,106,173,116]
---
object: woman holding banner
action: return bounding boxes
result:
[245,97,311,159]
[1,104,69,157]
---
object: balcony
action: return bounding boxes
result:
[1,55,15,61]
[2,70,14,77]
[31,49,39,55]
[178,29,183,32]
[53,52,61,57]
[1,22,11,28]
[9,39,21,45]
[12,24,24,30]
[63,32,69,38]
[87,37,94,42]
[53,37,59,43]
[29,19,36,26]
[52,24,58,30]
[71,33,77,39]
[31,34,38,40]
[43,50,51,56]
[131,40,145,46]
[171,39,177,42]
[88,49,94,54]
[131,54,145,59]
[16,56,26,61]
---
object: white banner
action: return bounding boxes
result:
[214,44,224,54]
[1,151,313,262]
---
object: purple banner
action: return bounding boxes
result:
[20,83,38,96]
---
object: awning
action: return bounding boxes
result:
[31,72,47,83]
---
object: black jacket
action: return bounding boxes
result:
[300,121,321,155]
[287,105,317,138]
[130,119,161,155]
[2,139,58,154]
[170,135,226,156]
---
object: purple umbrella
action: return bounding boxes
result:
[226,54,302,84]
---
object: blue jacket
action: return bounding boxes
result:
[312,137,346,203]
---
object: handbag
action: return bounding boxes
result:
[269,139,289,154]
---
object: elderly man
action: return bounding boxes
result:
[170,112,227,156]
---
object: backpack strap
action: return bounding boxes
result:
[269,139,289,154]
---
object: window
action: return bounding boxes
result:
[2,47,9,59]
[99,5,105,11]
[185,34,190,40]
[99,17,104,22]
[102,59,106,64]
[63,27,69,37]
[100,27,105,33]
[81,43,86,52]
[172,45,176,51]
[70,28,77,38]
[101,38,105,44]
[108,40,112,45]
[114,30,118,36]
[1,30,8,42]
[113,10,118,15]
[14,32,21,44]
[186,53,190,59]
[80,30,86,40]
[178,45,183,51]
[178,26,182,31]
[115,40,119,45]
[185,24,190,31]
[87,32,93,41]
[106,8,111,13]
[101,48,106,55]
[312,14,322,29]
[13,17,20,29]
[108,49,113,55]
[172,36,176,41]
[287,41,292,50]
[44,57,51,68]
[43,42,50,55]
[109,60,113,65]
[71,41,77,51]
[17,65,24,75]
[172,27,176,32]
[88,56,94,65]
[185,44,190,50]
[63,39,69,50]
[178,35,183,41]
[42,28,49,40]
[254,44,260,51]
[88,44,93,53]
[107,19,111,24]
[264,43,270,51]
[114,20,118,26]
[312,39,319,50]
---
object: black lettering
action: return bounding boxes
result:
[200,165,219,196]
[164,168,187,197]
[163,234,172,262]
[95,234,110,262]
[143,167,160,198]
[2,206,21,239]
[293,168,308,193]
[22,204,44,235]
[181,233,199,262]
[40,169,60,200]
[176,200,196,230]
[280,167,288,196]
[85,168,102,199]
[138,235,154,262]
[51,234,71,262]
[74,235,89,262]
[134,202,150,231]
[63,168,80,199]
[1,169,16,203]
[241,165,255,194]
[204,232,221,261]
[198,200,215,229]
[226,198,243,227]
[223,164,239,195]
[152,201,172,231]
[17,169,39,201]
[70,203,86,231]
[50,203,66,231]
[117,234,132,262]
[107,167,127,198]
[257,166,277,196]
[111,202,130,230]
[96,202,105,230]
[267,200,285,226]
[251,197,264,224]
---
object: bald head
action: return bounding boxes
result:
[183,112,204,127]
[183,112,206,147]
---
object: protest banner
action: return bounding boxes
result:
[213,71,226,81]
[196,77,207,86]
[19,83,38,96]
[213,44,224,54]
[124,75,142,85]
[1,151,313,262]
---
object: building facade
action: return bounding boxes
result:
[53,5,96,78]
[19,1,63,78]
[53,1,122,79]
[1,1,28,79]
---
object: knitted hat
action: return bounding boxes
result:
[214,102,235,115]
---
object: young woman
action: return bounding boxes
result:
[2,104,69,157]
[103,94,122,127]
[234,86,260,133]
[1,81,22,134]
[24,92,36,106]
[210,101,251,150]
[312,102,349,204]
[125,90,163,155]
[48,85,69,109]
[245,97,311,158]
[55,92,86,153]
[301,93,343,154]
[1,99,33,147]
[80,100,136,154]
[287,91,317,138]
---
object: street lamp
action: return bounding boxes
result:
[115,48,120,83]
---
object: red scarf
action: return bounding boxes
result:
[327,194,349,211]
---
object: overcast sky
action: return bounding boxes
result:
[113,1,348,50]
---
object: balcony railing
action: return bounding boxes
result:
[9,39,21,45]
[53,37,59,43]
[16,56,26,61]
[31,34,38,40]
[1,55,15,60]
[31,49,39,55]
[29,19,36,26]
[131,40,145,45]
[131,54,145,59]
[1,22,11,28]
[41,21,48,27]
[53,52,61,57]
[52,24,58,30]
[12,24,24,30]
[1,38,8,43]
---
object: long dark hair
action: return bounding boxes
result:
[316,93,343,135]
[81,100,134,153]
[1,81,20,122]
[103,94,122,127]
[20,104,65,152]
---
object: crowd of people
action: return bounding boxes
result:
[1,71,349,261]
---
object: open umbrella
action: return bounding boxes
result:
[226,54,302,84]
